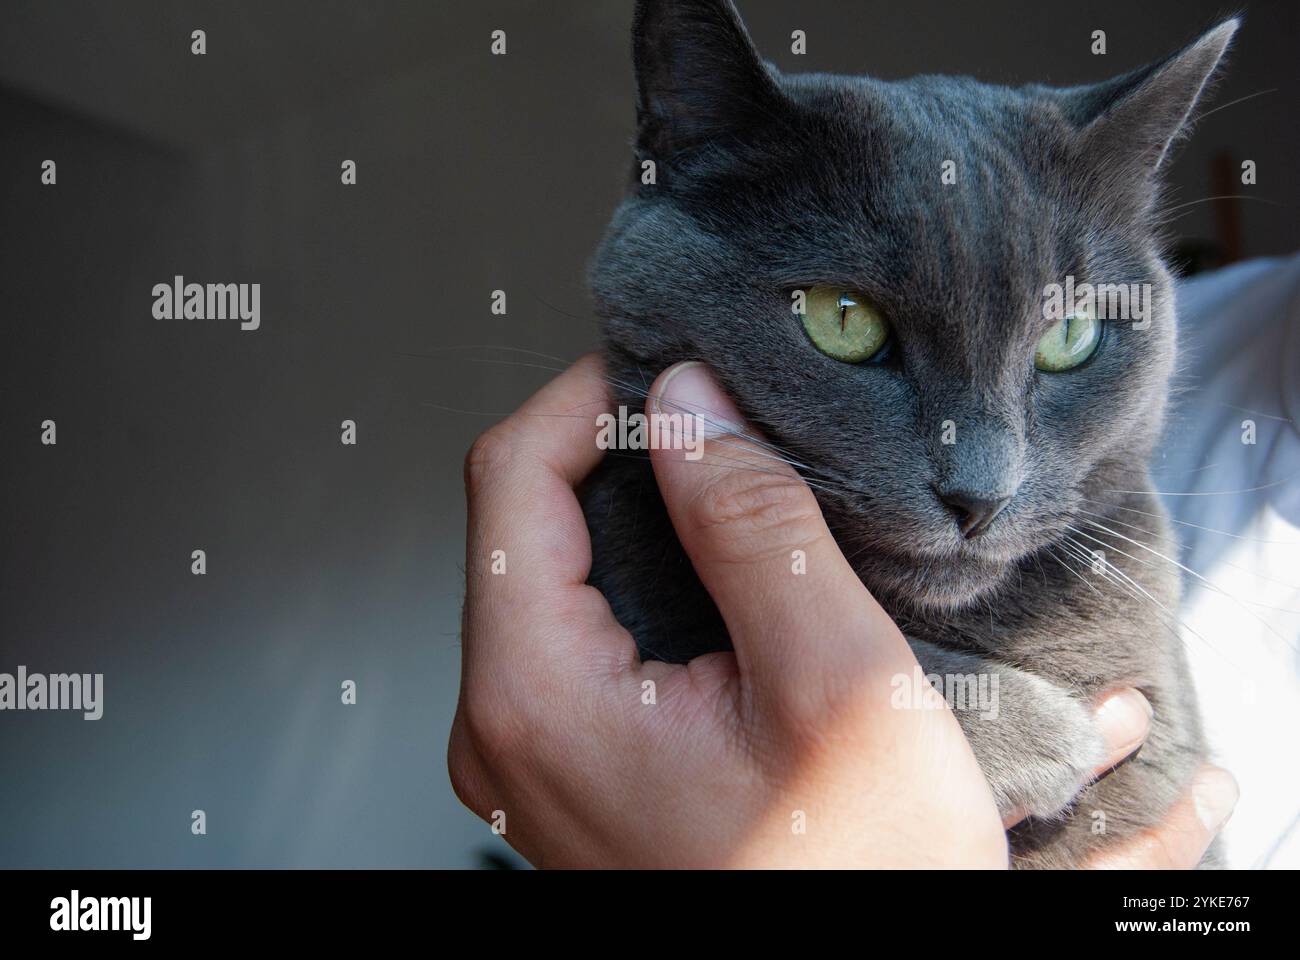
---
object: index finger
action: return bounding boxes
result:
[462,353,629,668]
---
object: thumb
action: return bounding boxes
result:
[646,361,914,719]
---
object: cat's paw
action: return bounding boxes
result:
[956,671,1107,822]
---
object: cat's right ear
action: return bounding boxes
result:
[633,0,787,166]
[1065,19,1239,177]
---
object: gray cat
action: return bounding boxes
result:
[582,0,1236,868]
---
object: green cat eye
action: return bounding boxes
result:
[800,286,891,363]
[1034,312,1102,372]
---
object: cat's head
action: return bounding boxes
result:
[590,0,1237,611]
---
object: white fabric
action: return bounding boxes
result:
[1158,254,1300,868]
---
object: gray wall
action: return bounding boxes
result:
[1,1,1296,867]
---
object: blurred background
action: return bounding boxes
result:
[1,0,1296,868]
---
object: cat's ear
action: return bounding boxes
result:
[633,0,787,162]
[1067,18,1239,174]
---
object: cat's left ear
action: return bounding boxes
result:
[1066,18,1239,175]
[632,0,789,166]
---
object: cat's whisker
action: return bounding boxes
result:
[1049,536,1211,671]
[839,536,880,572]
[1217,402,1295,425]
[1177,461,1226,475]
[417,405,834,492]
[680,441,865,499]
[408,346,845,485]
[1078,496,1300,546]
[1100,468,1300,497]
[646,396,833,478]
[1031,551,1049,590]
[1061,528,1257,657]
[1061,534,1165,606]
[534,296,598,327]
[696,431,859,493]
[678,451,833,488]
[1057,534,1240,667]
[672,416,821,474]
[1157,194,1280,215]
[1052,539,1199,660]
[1059,545,1224,665]
[418,402,605,421]
[591,445,838,493]
[410,350,684,430]
[1043,545,1103,599]
[1075,517,1299,655]
[1192,86,1279,121]
[1057,535,1150,600]
[837,529,924,576]
[1074,506,1300,598]
[1060,528,1192,635]
[1065,524,1159,572]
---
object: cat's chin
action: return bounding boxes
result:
[854,548,1013,613]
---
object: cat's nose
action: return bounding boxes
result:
[934,488,1012,539]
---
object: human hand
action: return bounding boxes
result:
[450,354,1008,867]
[448,355,1236,868]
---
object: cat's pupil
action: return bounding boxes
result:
[838,293,854,332]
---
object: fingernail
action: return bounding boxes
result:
[1095,688,1153,759]
[652,361,743,439]
[1192,766,1239,833]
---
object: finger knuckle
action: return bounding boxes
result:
[446,721,485,811]
[770,680,871,748]
[460,682,529,765]
[464,425,515,495]
[688,471,823,564]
